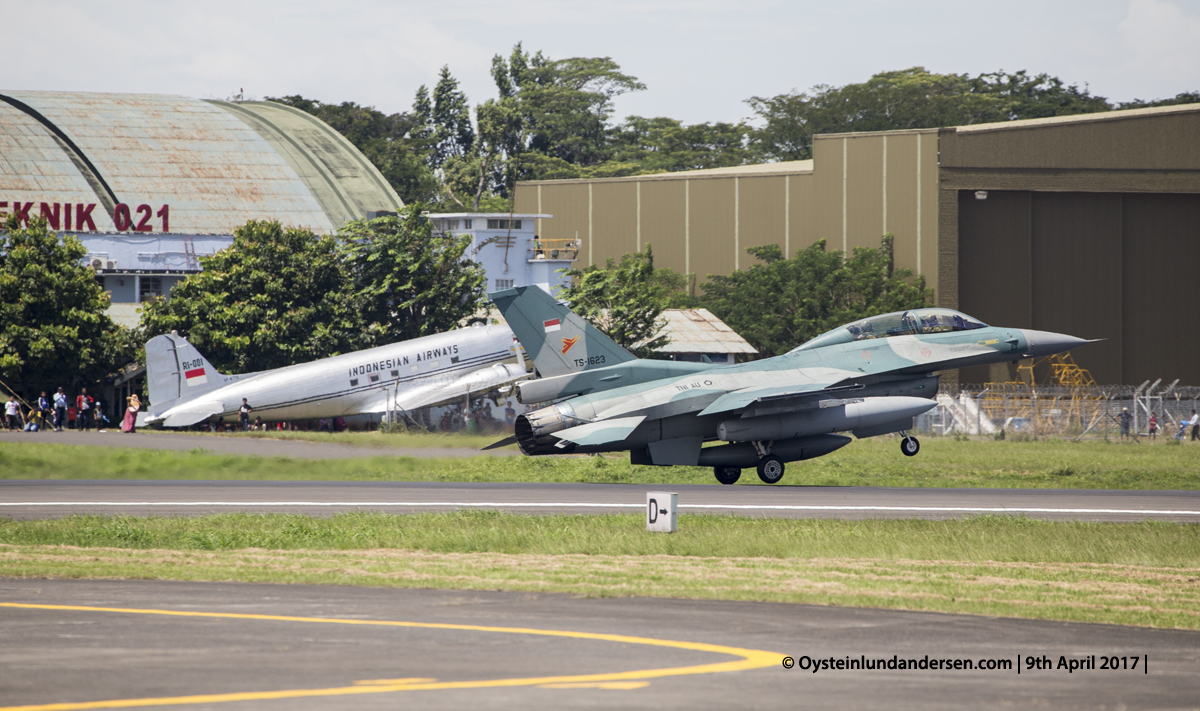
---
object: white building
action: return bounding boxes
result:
[427,212,577,296]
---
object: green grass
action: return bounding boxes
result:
[3,513,1198,630]
[141,428,510,450]
[1,436,1198,489]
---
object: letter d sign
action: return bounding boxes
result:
[646,492,677,533]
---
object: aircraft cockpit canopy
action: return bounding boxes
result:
[792,308,988,352]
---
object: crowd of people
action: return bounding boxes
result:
[1117,407,1199,441]
[2,388,143,434]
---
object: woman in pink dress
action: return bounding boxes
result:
[121,394,140,433]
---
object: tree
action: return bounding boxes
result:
[969,70,1112,120]
[337,207,487,345]
[139,220,362,373]
[1117,91,1200,110]
[429,66,476,169]
[490,44,646,179]
[557,245,688,357]
[0,216,130,396]
[439,97,521,210]
[607,116,759,174]
[701,235,929,358]
[746,67,1143,161]
[748,68,999,161]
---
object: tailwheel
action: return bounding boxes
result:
[714,466,741,485]
[901,435,920,457]
[756,455,785,484]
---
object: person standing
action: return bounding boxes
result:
[121,394,141,433]
[37,392,50,423]
[76,388,93,431]
[1191,410,1199,442]
[53,388,67,431]
[5,397,23,431]
[1148,413,1158,439]
[1118,407,1133,439]
[239,398,252,431]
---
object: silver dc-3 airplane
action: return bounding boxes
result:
[488,286,1094,485]
[144,325,528,428]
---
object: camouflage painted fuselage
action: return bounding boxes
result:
[491,286,1090,470]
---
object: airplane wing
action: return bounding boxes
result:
[553,416,646,447]
[355,363,529,416]
[697,382,862,418]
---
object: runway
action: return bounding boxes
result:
[1,579,1196,710]
[3,480,1200,521]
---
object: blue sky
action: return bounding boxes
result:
[3,0,1198,125]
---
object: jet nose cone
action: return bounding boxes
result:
[1021,329,1095,358]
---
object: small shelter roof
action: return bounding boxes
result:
[657,309,758,355]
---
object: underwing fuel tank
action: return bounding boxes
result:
[697,434,852,468]
[716,396,936,442]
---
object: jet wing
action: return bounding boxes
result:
[697,382,862,418]
[554,416,646,447]
[355,363,529,416]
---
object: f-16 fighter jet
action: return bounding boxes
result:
[143,325,528,428]
[489,286,1092,485]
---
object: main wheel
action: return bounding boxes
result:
[901,436,920,457]
[756,455,785,484]
[714,466,741,485]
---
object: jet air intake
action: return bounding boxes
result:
[717,396,936,442]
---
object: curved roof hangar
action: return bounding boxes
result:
[0,91,403,235]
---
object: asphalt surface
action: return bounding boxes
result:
[0,430,516,459]
[2,579,1196,711]
[3,479,1200,521]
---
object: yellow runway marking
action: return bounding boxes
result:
[0,602,783,710]
[537,681,651,690]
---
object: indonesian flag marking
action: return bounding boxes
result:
[543,318,561,333]
[184,367,207,387]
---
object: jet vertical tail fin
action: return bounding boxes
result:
[145,333,230,408]
[489,286,638,378]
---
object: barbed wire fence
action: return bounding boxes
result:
[915,383,1200,439]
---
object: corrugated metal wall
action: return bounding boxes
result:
[514,130,940,296]
[957,190,1200,385]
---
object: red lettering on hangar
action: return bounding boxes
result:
[0,201,169,232]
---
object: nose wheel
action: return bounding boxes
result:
[900,433,920,457]
[713,466,741,485]
[756,455,785,484]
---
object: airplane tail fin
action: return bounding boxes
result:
[145,332,229,408]
[489,286,637,378]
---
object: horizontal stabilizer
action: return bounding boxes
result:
[371,363,528,415]
[554,416,646,446]
[481,435,518,451]
[157,400,224,428]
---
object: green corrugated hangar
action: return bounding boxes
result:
[513,104,1200,386]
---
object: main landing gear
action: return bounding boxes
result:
[900,431,920,457]
[712,456,787,485]
[713,466,741,485]
[756,455,785,484]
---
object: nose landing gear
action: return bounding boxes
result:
[900,431,920,457]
